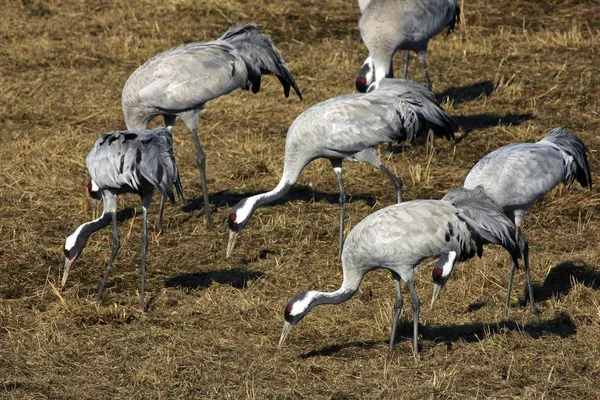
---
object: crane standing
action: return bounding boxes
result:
[62,127,182,311]
[227,78,456,258]
[356,0,460,92]
[431,127,592,315]
[278,187,520,356]
[122,23,302,227]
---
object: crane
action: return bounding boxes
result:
[62,127,182,311]
[356,0,460,91]
[226,78,456,258]
[278,186,520,356]
[432,127,592,315]
[122,22,302,227]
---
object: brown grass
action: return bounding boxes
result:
[1,0,600,398]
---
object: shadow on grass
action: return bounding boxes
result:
[182,185,377,213]
[300,341,379,359]
[422,311,576,343]
[300,312,575,358]
[437,80,495,105]
[454,113,534,141]
[523,260,600,305]
[164,268,264,291]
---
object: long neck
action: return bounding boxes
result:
[246,156,307,213]
[69,213,112,254]
[372,51,393,83]
[307,265,366,310]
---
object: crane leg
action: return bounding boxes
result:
[379,164,403,203]
[403,51,410,80]
[417,49,432,90]
[388,273,403,358]
[331,159,346,258]
[180,111,214,228]
[157,114,177,229]
[191,131,214,228]
[406,280,421,356]
[140,204,149,312]
[519,229,538,316]
[96,211,120,302]
[505,218,521,316]
[504,256,517,317]
[156,195,165,232]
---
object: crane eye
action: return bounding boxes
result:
[228,213,236,222]
[284,304,293,320]
[87,181,93,191]
[432,267,443,283]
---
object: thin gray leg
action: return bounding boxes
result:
[96,211,120,302]
[379,164,403,203]
[140,205,149,311]
[191,130,213,228]
[417,49,431,90]
[330,159,346,258]
[403,51,410,79]
[388,274,404,358]
[519,230,538,316]
[180,111,213,228]
[505,256,517,317]
[157,195,165,231]
[406,279,421,356]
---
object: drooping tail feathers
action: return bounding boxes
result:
[443,186,521,261]
[219,22,302,100]
[376,79,456,142]
[446,3,460,35]
[541,127,592,189]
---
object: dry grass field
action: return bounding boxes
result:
[2,0,600,398]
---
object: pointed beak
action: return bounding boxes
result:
[62,258,74,290]
[431,283,443,310]
[278,321,294,349]
[226,230,239,259]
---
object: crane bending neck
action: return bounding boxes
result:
[306,271,365,312]
[66,212,112,252]
[246,160,307,212]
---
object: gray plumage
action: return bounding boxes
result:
[278,188,519,356]
[356,0,460,91]
[462,127,592,315]
[62,127,182,311]
[226,78,456,258]
[122,22,302,227]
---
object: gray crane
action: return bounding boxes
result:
[62,127,182,311]
[356,0,460,92]
[122,22,302,227]
[226,78,456,258]
[278,186,520,356]
[431,127,592,315]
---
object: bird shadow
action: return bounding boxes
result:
[114,208,137,222]
[181,186,377,213]
[299,340,380,359]
[420,311,576,344]
[436,80,495,105]
[300,312,575,358]
[466,301,486,313]
[520,260,600,306]
[164,268,264,291]
[453,113,534,143]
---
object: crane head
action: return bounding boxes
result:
[431,250,458,310]
[62,231,86,291]
[278,291,319,348]
[355,56,374,93]
[226,198,256,258]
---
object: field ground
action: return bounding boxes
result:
[1,0,600,398]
